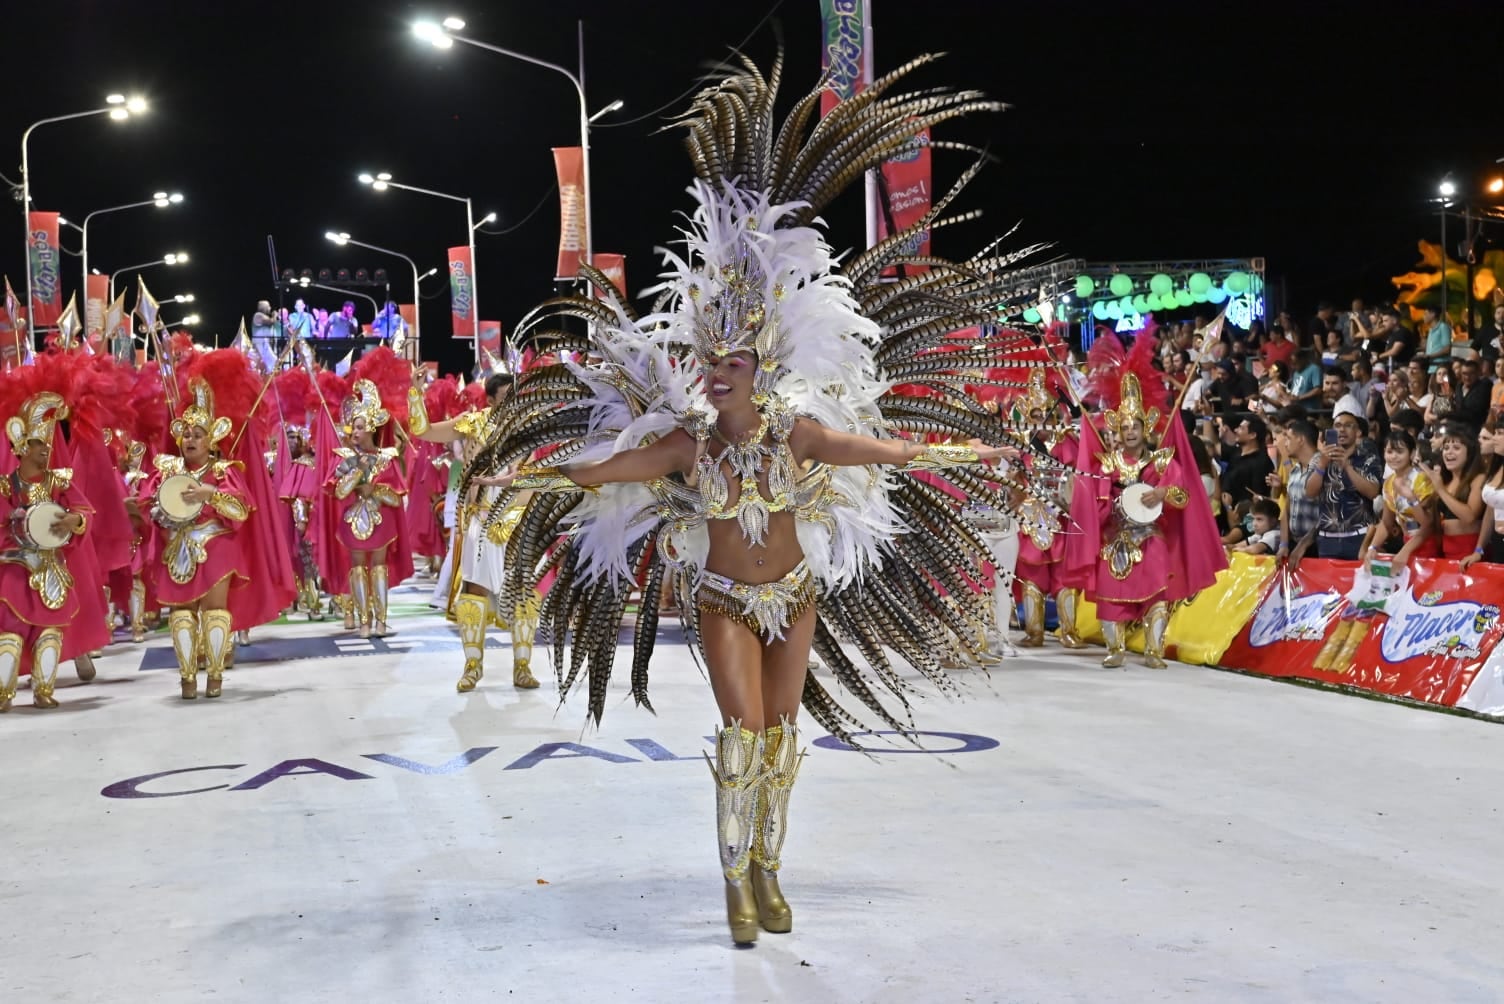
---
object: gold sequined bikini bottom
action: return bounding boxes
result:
[694,560,816,642]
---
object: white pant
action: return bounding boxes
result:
[983,527,1020,640]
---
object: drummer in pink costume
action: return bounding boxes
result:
[0,392,93,711]
[325,379,407,638]
[138,379,251,700]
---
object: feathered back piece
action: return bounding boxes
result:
[1088,328,1168,439]
[128,363,170,455]
[176,349,265,448]
[0,350,118,452]
[351,346,411,426]
[273,368,313,429]
[424,375,463,422]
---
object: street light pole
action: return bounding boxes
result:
[1440,179,1456,325]
[358,173,485,368]
[20,95,146,330]
[326,231,435,360]
[82,192,183,314]
[108,253,190,303]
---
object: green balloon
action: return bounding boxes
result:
[1107,301,1124,320]
[1191,287,1209,304]
[1092,300,1109,320]
[1109,274,1133,297]
[1146,293,1164,312]
[1023,307,1042,323]
[1075,276,1095,298]
[1149,273,1173,296]
[1132,294,1149,314]
[1188,272,1211,294]
[1174,289,1194,307]
[1208,287,1228,304]
[1119,296,1134,315]
[1224,271,1249,294]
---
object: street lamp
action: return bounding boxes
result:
[20,94,148,329]
[325,230,436,359]
[81,191,184,311]
[164,313,200,328]
[413,18,622,274]
[358,171,491,365]
[108,251,189,303]
[1439,178,1455,322]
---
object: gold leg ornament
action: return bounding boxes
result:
[511,590,541,689]
[170,609,200,700]
[1143,602,1170,669]
[1019,582,1046,648]
[750,718,803,934]
[454,593,488,692]
[338,593,355,630]
[349,567,371,639]
[30,628,63,709]
[129,578,147,643]
[1055,588,1088,649]
[370,565,395,638]
[0,632,22,712]
[707,722,769,945]
[201,610,233,699]
[1101,621,1128,668]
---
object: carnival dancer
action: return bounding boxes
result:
[0,369,95,710]
[274,368,324,620]
[1005,364,1085,648]
[463,51,1058,944]
[412,370,543,690]
[1063,331,1224,668]
[405,375,454,577]
[137,350,294,699]
[321,349,416,639]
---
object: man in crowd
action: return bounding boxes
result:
[1278,419,1324,564]
[326,301,360,339]
[1323,367,1362,420]
[1309,412,1382,559]
[1420,305,1453,373]
[1451,356,1492,431]
[1260,324,1296,371]
[1208,359,1256,417]
[1218,414,1275,515]
[250,299,279,372]
[1376,308,1418,368]
[1348,357,1377,417]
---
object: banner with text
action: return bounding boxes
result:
[27,212,62,328]
[592,253,626,300]
[448,246,474,338]
[85,273,110,350]
[1219,557,1504,708]
[819,0,866,117]
[553,146,585,280]
[478,320,503,358]
[878,130,932,276]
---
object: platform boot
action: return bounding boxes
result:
[1143,602,1170,669]
[1055,588,1088,649]
[707,722,768,945]
[454,593,488,692]
[370,565,395,638]
[170,609,200,699]
[1101,620,1128,668]
[750,717,803,934]
[1019,582,1046,647]
[511,590,541,689]
[0,632,22,711]
[201,610,233,698]
[29,628,63,708]
[349,567,371,639]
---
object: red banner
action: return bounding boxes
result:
[448,246,474,338]
[0,283,22,370]
[819,0,866,117]
[1220,557,1504,708]
[592,253,626,300]
[27,212,63,328]
[478,320,503,358]
[553,147,585,280]
[85,273,110,350]
[879,131,932,276]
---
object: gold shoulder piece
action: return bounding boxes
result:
[1151,447,1175,474]
[154,454,185,476]
[50,468,74,490]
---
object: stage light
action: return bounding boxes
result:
[373,268,389,283]
[1489,177,1504,194]
[281,269,296,282]
[299,269,313,280]
[318,268,332,282]
[1440,180,1456,197]
[336,269,351,282]
[355,269,370,283]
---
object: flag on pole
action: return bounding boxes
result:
[55,293,81,349]
[0,276,24,369]
[135,277,160,332]
[333,349,354,378]
[104,291,126,344]
[1194,306,1228,351]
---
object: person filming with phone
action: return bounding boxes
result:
[1306,412,1383,560]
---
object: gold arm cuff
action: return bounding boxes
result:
[407,387,430,436]
[511,466,592,494]
[70,511,87,536]
[209,492,249,521]
[372,485,403,508]
[902,443,981,472]
[1165,486,1189,509]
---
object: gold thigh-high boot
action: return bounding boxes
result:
[0,632,22,711]
[129,578,147,643]
[200,610,233,698]
[750,717,803,934]
[1056,588,1088,649]
[511,590,541,689]
[170,609,200,699]
[30,628,63,708]
[707,722,768,945]
[1143,602,1170,669]
[454,593,488,692]
[349,567,371,639]
[1019,582,1046,647]
[1101,621,1128,668]
[370,565,394,637]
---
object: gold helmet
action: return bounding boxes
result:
[5,392,68,452]
[171,378,234,448]
[1101,372,1160,440]
[340,379,390,434]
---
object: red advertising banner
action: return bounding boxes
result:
[553,147,585,280]
[448,246,474,338]
[477,320,503,358]
[592,253,626,300]
[1220,558,1504,709]
[27,212,63,328]
[819,0,866,117]
[85,273,110,350]
[878,130,932,276]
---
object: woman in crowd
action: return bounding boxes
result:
[1418,421,1485,559]
[1461,423,1504,568]
[1363,429,1436,573]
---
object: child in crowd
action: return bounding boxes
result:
[1232,498,1282,555]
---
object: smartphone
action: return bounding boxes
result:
[1323,429,1340,446]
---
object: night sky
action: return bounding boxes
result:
[4,0,1498,374]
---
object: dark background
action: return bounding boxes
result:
[3,0,1498,374]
